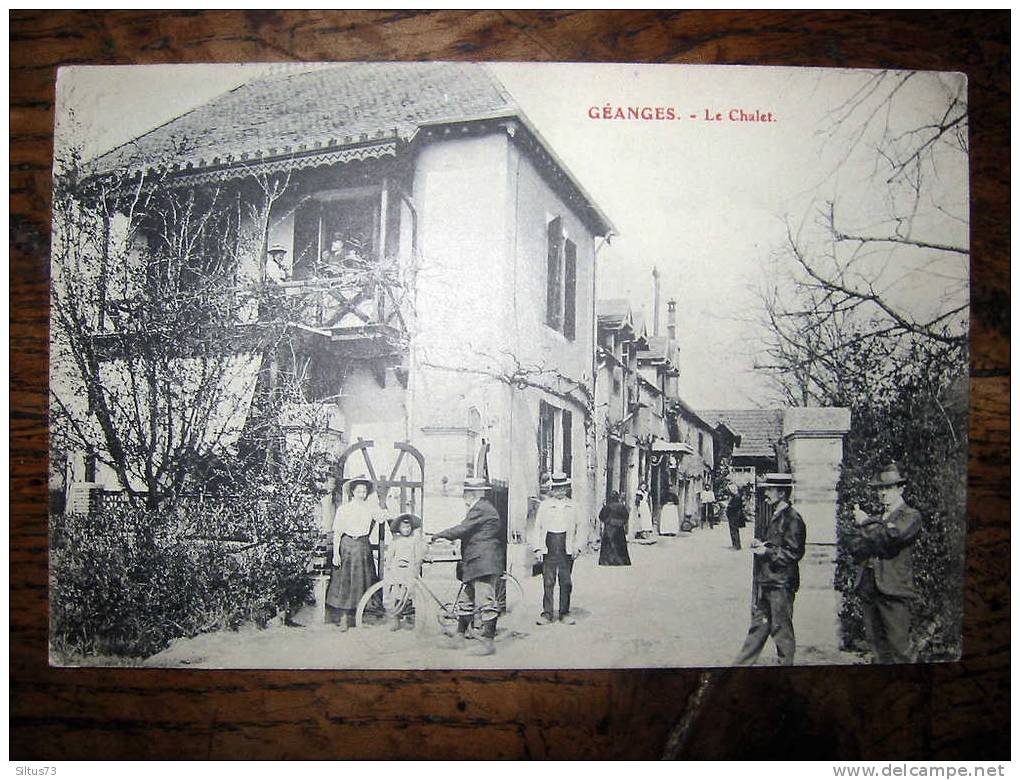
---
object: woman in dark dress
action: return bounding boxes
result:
[598,491,632,566]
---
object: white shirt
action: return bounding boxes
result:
[333,499,380,538]
[535,496,577,534]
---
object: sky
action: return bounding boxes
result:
[55,62,969,410]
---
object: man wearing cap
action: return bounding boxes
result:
[531,472,587,625]
[432,478,505,656]
[847,462,922,664]
[734,473,806,666]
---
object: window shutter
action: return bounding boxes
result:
[563,239,577,340]
[562,408,573,479]
[545,217,563,330]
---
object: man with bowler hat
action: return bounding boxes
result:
[432,477,504,656]
[847,462,922,664]
[734,473,806,666]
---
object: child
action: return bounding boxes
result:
[384,513,426,631]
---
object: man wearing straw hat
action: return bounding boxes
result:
[734,473,806,666]
[432,477,504,656]
[531,471,587,626]
[847,462,923,664]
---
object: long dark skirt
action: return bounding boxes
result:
[599,523,631,566]
[325,534,383,618]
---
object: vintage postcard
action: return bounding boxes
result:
[49,62,969,669]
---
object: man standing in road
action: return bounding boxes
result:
[726,484,748,550]
[531,472,587,625]
[734,473,806,666]
[432,477,504,656]
[846,462,923,664]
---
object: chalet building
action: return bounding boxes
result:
[69,62,614,579]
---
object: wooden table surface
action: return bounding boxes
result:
[10,10,1009,760]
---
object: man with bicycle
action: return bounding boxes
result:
[431,477,504,656]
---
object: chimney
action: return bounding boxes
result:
[651,266,661,337]
[667,298,677,341]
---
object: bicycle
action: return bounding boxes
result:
[354,556,524,635]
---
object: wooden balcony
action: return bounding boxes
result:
[90,266,408,362]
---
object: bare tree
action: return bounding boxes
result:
[50,149,335,509]
[755,70,969,404]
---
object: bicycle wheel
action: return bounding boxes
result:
[437,581,468,634]
[355,580,411,627]
[498,571,525,617]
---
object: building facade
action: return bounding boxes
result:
[58,63,613,583]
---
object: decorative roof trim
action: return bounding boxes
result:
[98,138,400,188]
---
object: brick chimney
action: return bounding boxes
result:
[667,298,677,341]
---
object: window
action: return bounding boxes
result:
[545,217,578,341]
[465,407,482,478]
[292,187,401,280]
[698,432,704,455]
[539,400,556,482]
[538,400,574,485]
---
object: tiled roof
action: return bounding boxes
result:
[597,298,632,329]
[671,396,713,432]
[638,335,670,362]
[699,409,784,459]
[95,62,517,176]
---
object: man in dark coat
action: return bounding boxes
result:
[432,477,504,656]
[725,486,747,550]
[734,473,806,666]
[846,462,922,664]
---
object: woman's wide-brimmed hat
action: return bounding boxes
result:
[344,474,376,497]
[387,512,423,533]
[462,477,491,493]
[869,462,907,488]
[758,473,795,490]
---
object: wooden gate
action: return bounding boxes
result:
[337,438,425,578]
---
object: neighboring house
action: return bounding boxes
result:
[594,287,716,526]
[699,409,786,488]
[66,62,614,579]
[665,396,718,525]
[594,298,647,506]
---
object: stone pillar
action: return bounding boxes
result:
[782,407,851,658]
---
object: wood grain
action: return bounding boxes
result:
[10,10,1009,760]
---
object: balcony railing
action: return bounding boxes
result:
[91,263,408,360]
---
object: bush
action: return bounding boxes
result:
[834,341,968,662]
[50,486,319,659]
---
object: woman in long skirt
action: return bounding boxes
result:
[598,492,632,566]
[325,474,384,630]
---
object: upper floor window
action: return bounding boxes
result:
[292,187,401,280]
[545,217,577,341]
